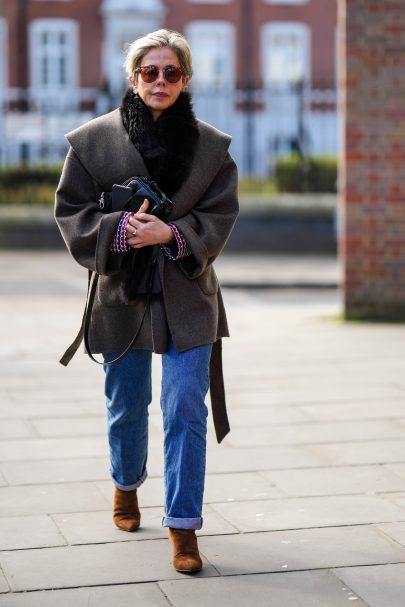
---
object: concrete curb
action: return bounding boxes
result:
[221,281,338,289]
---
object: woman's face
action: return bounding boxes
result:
[130,47,189,120]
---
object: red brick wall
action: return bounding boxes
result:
[166,0,337,89]
[340,0,405,319]
[1,0,337,91]
[3,0,102,89]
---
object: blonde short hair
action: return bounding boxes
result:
[123,29,193,81]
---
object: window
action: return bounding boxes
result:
[30,19,78,98]
[185,21,235,90]
[0,18,7,96]
[261,22,310,87]
[103,21,147,97]
[101,1,165,99]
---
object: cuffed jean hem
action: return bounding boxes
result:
[112,469,148,491]
[161,516,203,530]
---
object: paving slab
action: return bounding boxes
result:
[0,582,170,607]
[303,440,405,466]
[196,525,405,575]
[210,494,405,532]
[333,563,405,607]
[0,483,109,516]
[261,465,405,497]
[51,504,237,545]
[0,570,9,594]
[380,492,405,511]
[226,420,405,447]
[0,457,110,486]
[0,435,164,475]
[0,515,66,550]
[0,540,219,591]
[229,387,405,408]
[31,416,106,437]
[0,420,36,440]
[0,402,86,419]
[386,463,405,480]
[203,471,283,502]
[301,401,405,422]
[225,405,311,426]
[0,436,108,462]
[3,388,104,402]
[1,388,102,404]
[205,444,324,474]
[376,522,405,548]
[159,569,367,607]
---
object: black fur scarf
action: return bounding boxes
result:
[120,89,200,197]
[119,90,199,300]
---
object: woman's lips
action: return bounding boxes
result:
[154,92,168,98]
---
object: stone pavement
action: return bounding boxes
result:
[0,251,405,606]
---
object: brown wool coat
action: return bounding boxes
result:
[55,107,239,441]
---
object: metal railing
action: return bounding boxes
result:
[0,85,338,175]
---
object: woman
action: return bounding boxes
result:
[55,29,238,573]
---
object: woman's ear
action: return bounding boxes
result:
[182,76,190,91]
[129,75,137,92]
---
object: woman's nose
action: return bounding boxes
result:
[155,70,166,85]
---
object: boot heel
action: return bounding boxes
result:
[168,528,202,573]
[113,487,141,532]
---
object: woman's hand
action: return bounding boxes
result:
[126,199,174,248]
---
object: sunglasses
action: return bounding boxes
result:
[135,65,184,84]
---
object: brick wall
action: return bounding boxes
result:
[166,0,337,89]
[1,0,338,91]
[340,0,405,320]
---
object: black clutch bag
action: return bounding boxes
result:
[99,176,173,221]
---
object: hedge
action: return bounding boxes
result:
[275,155,337,193]
[0,165,62,206]
[0,165,62,188]
[0,185,56,206]
[0,157,337,205]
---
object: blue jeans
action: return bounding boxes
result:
[103,337,212,530]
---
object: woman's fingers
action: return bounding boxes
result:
[126,202,168,247]
[137,198,149,214]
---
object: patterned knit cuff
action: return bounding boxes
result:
[161,223,192,261]
[111,211,133,253]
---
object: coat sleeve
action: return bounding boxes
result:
[54,147,124,275]
[173,152,239,279]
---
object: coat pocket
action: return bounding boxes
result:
[97,273,136,307]
[197,266,219,295]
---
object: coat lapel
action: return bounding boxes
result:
[65,109,150,192]
[169,120,231,220]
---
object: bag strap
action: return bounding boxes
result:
[59,270,93,367]
[59,253,158,367]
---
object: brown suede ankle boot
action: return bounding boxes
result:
[113,487,140,532]
[168,528,203,573]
